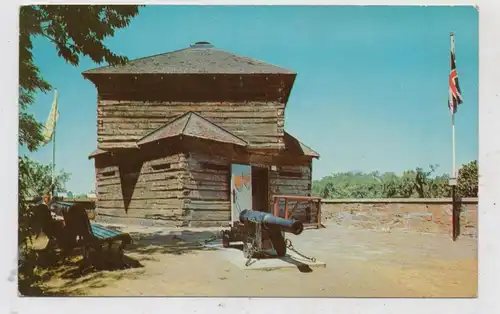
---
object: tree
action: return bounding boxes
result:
[413,164,440,198]
[19,156,71,198]
[428,174,451,198]
[19,5,142,151]
[379,172,400,198]
[457,160,478,197]
[311,164,467,199]
[18,156,71,249]
[18,5,142,248]
[397,170,416,197]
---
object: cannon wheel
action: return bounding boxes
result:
[222,231,231,248]
[268,229,287,257]
[243,241,254,259]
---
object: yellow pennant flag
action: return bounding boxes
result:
[42,89,59,144]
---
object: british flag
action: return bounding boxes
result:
[449,34,463,114]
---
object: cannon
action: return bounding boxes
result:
[239,209,304,235]
[221,209,313,266]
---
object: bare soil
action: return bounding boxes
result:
[26,223,477,297]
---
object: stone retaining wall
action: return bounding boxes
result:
[320,198,478,237]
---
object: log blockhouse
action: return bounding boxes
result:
[84,42,320,227]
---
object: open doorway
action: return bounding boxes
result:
[251,166,269,212]
[230,164,269,225]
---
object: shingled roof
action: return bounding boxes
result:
[82,42,295,75]
[284,132,320,158]
[137,111,248,147]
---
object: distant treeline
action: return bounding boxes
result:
[312,160,478,199]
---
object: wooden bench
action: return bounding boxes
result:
[34,201,133,269]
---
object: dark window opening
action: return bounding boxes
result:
[102,171,115,177]
[279,171,303,178]
[152,163,171,171]
[201,162,229,172]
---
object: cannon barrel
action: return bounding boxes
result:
[239,209,304,235]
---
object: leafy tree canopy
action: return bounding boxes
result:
[18,5,142,250]
[457,160,478,197]
[18,156,71,249]
[19,156,71,198]
[19,5,142,151]
[313,161,478,199]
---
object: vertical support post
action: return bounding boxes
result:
[284,199,288,219]
[449,178,458,241]
[452,185,457,241]
[273,197,278,217]
[317,199,322,229]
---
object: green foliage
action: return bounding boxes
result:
[72,194,90,200]
[457,160,478,197]
[18,157,34,252]
[18,156,71,249]
[18,5,141,261]
[313,161,477,199]
[19,4,142,152]
[19,156,71,197]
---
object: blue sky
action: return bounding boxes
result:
[19,5,479,194]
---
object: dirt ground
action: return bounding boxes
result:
[26,223,477,297]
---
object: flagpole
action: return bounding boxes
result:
[451,93,458,241]
[51,89,57,197]
[451,93,456,179]
[450,33,457,179]
[449,32,458,241]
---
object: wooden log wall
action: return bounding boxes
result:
[95,152,187,225]
[96,100,285,150]
[92,136,316,226]
[182,151,232,227]
[269,162,317,223]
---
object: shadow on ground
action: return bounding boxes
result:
[18,229,219,296]
[228,243,314,273]
[125,229,218,256]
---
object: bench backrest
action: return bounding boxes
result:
[52,202,126,242]
[31,203,58,238]
[57,202,95,242]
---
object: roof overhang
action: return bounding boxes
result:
[82,42,295,76]
[284,131,320,159]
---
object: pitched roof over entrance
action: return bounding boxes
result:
[137,111,248,147]
[82,42,295,75]
[284,132,320,159]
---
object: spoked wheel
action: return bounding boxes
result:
[243,241,254,259]
[221,231,231,248]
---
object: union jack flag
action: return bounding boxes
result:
[449,34,463,114]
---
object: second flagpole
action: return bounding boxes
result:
[451,108,458,241]
[449,32,459,241]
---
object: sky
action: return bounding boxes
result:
[19,5,479,194]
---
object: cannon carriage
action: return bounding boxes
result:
[221,209,313,266]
